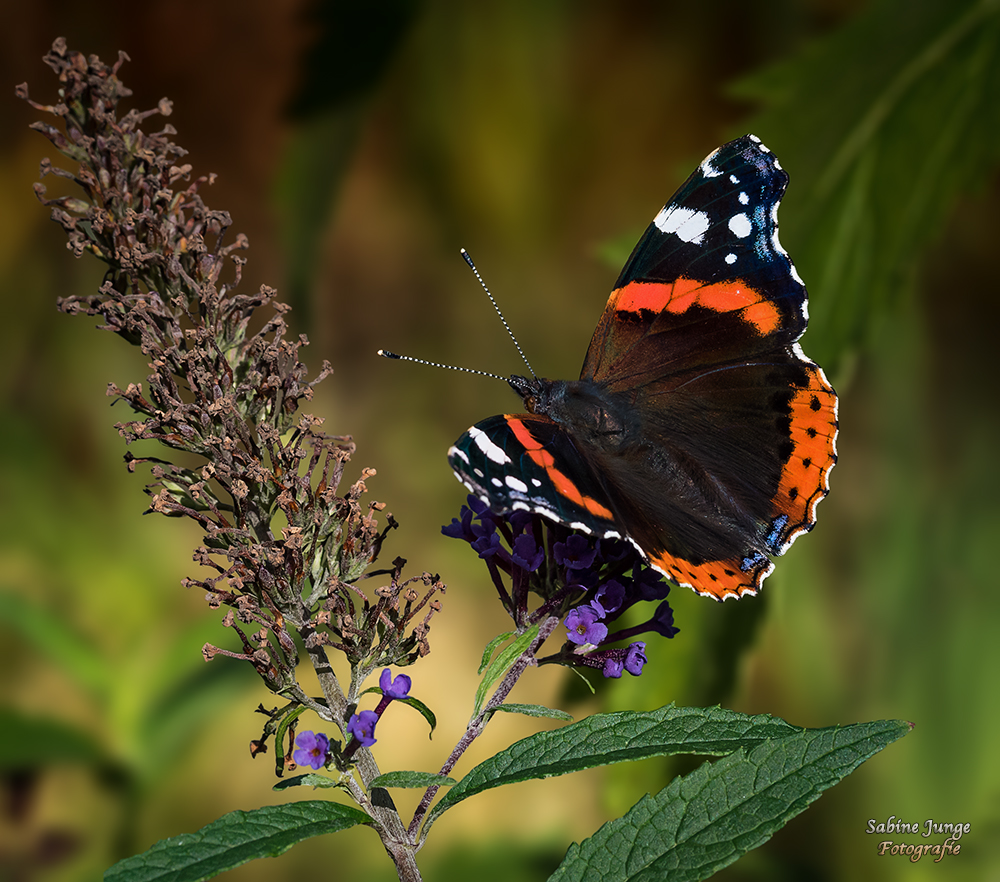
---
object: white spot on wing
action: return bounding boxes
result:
[725,253,737,265]
[469,426,510,465]
[505,475,528,493]
[699,147,723,178]
[449,445,469,464]
[728,213,752,239]
[738,192,749,205]
[654,206,711,244]
[729,174,740,184]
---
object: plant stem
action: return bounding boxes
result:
[408,615,561,840]
[307,635,422,879]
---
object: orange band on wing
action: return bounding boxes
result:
[771,370,838,538]
[648,551,766,601]
[505,417,615,521]
[611,278,781,335]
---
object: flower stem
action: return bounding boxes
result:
[408,615,561,840]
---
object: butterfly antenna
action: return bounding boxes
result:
[460,248,537,380]
[376,349,510,382]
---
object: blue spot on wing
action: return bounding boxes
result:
[765,514,789,554]
[740,550,768,573]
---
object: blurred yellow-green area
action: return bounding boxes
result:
[2,1,999,880]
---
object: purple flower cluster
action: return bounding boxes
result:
[443,496,678,677]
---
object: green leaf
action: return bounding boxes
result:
[272,774,347,791]
[733,0,1000,370]
[274,1,419,327]
[425,705,801,830]
[479,630,516,674]
[472,623,541,720]
[273,706,308,776]
[104,801,371,882]
[0,707,107,769]
[547,719,911,882]
[357,686,438,737]
[567,666,597,695]
[0,590,109,696]
[141,652,259,782]
[486,703,574,722]
[397,696,438,737]
[369,771,456,789]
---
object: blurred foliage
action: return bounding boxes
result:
[736,0,1000,371]
[2,0,999,881]
[275,0,423,324]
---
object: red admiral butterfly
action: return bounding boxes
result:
[447,135,838,600]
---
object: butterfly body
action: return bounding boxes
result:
[449,135,838,600]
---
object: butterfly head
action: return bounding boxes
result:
[508,374,548,415]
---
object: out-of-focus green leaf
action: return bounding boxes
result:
[275,0,422,324]
[139,656,259,781]
[0,589,110,696]
[0,707,108,769]
[733,0,1000,369]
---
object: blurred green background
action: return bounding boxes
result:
[2,1,999,880]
